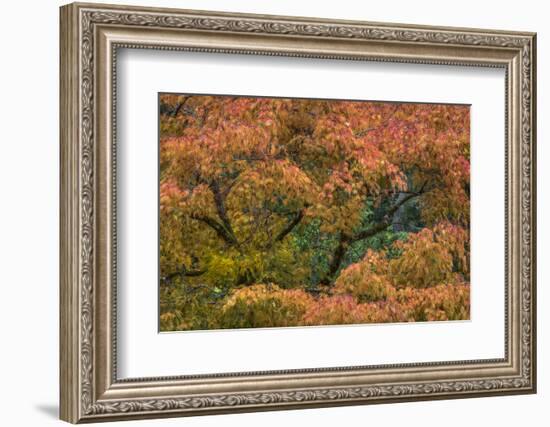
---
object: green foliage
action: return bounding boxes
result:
[292,219,338,287]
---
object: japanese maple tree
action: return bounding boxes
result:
[159,94,470,331]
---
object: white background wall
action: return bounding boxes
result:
[0,0,545,426]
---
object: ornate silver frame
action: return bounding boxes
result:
[60,2,537,423]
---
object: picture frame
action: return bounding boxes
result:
[59,2,537,423]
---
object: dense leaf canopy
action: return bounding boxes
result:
[159,94,470,331]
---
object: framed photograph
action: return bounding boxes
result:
[60,2,537,423]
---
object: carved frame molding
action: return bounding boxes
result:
[60,2,536,423]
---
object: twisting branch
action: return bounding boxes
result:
[171,97,193,118]
[190,213,239,246]
[189,175,240,247]
[209,179,238,245]
[220,174,241,200]
[323,233,350,283]
[273,210,305,243]
[161,266,206,286]
[322,183,428,285]
[352,190,422,242]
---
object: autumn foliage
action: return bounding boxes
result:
[159,94,470,331]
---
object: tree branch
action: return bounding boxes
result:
[220,174,240,200]
[190,213,239,246]
[322,185,427,285]
[172,97,192,117]
[351,190,421,242]
[273,210,305,243]
[323,233,350,284]
[209,179,239,245]
[161,266,206,285]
